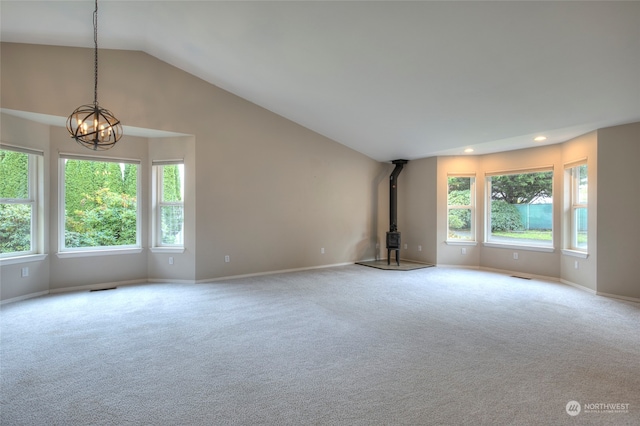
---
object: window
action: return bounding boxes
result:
[0,146,42,258]
[153,162,184,247]
[447,175,475,241]
[60,155,140,251]
[486,169,553,247]
[568,163,587,251]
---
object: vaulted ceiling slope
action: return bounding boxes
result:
[1,1,639,161]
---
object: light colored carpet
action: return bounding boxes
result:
[1,266,639,425]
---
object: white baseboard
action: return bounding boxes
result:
[0,290,49,305]
[478,266,560,283]
[595,291,640,304]
[560,279,597,295]
[49,279,148,294]
[199,262,354,283]
[436,264,481,270]
[146,278,196,284]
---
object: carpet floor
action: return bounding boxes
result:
[1,266,639,425]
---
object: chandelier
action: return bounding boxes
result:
[66,0,122,150]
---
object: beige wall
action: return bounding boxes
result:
[436,155,481,266]
[2,42,638,302]
[399,157,438,264]
[406,138,603,286]
[0,114,51,300]
[561,131,597,291]
[597,122,640,299]
[479,145,563,278]
[1,42,384,301]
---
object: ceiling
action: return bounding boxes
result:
[1,1,639,162]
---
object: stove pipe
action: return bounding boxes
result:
[389,159,408,233]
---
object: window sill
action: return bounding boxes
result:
[483,242,555,253]
[561,249,589,259]
[0,254,48,265]
[445,241,478,246]
[56,248,143,258]
[149,247,185,254]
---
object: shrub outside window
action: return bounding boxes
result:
[60,155,140,250]
[447,176,475,241]
[154,162,184,247]
[0,147,41,257]
[487,169,553,247]
[569,163,587,251]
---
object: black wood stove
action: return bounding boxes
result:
[387,159,408,265]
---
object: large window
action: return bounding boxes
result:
[153,162,184,247]
[568,163,587,251]
[486,169,553,247]
[0,146,42,257]
[447,175,475,241]
[60,155,140,251]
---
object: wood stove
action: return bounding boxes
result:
[387,159,408,265]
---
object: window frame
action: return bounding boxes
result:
[58,153,141,255]
[567,162,588,252]
[446,174,476,243]
[0,144,44,259]
[484,166,554,251]
[152,160,185,250]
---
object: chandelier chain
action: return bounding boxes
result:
[93,0,99,105]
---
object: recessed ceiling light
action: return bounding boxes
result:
[464,148,474,153]
[534,136,547,142]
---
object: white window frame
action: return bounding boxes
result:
[58,153,141,256]
[151,160,185,251]
[446,174,476,243]
[484,166,554,251]
[0,144,44,260]
[567,161,588,252]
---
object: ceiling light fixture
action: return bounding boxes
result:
[66,0,122,150]
[534,136,547,142]
[464,148,474,153]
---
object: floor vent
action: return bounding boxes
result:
[90,287,117,292]
[511,275,532,280]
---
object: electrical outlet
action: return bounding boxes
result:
[225,255,230,263]
[169,257,174,265]
[574,260,579,269]
[321,247,325,254]
[418,245,422,252]
[461,248,467,255]
[375,243,379,249]
[513,252,519,260]
[404,243,408,249]
[21,267,29,278]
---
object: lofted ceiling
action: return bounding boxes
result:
[1,0,639,162]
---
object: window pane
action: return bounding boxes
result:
[162,164,183,202]
[64,159,138,248]
[489,171,553,246]
[448,208,472,240]
[0,150,29,199]
[161,205,184,245]
[448,177,470,205]
[0,203,32,254]
[575,207,587,250]
[577,164,588,204]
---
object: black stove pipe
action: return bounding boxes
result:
[389,159,408,232]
